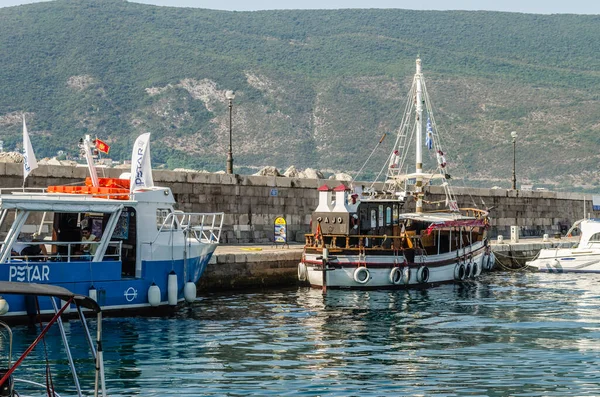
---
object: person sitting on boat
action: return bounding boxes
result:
[11,233,48,261]
[80,227,99,260]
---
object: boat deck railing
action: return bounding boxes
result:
[305,232,483,256]
[156,211,225,244]
[180,212,225,243]
[3,240,122,263]
[0,187,47,195]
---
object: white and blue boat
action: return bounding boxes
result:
[0,135,223,318]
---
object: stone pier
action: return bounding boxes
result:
[1,163,597,244]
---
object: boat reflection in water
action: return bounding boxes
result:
[6,273,600,396]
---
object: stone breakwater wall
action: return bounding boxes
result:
[1,163,597,243]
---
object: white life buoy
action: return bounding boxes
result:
[148,283,161,307]
[168,271,178,306]
[298,262,308,282]
[354,266,370,284]
[454,263,465,280]
[183,281,197,303]
[389,267,403,285]
[416,266,429,283]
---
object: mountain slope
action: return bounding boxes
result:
[0,0,598,191]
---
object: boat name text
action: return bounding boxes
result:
[9,264,50,282]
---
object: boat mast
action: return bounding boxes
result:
[80,135,99,187]
[415,58,423,213]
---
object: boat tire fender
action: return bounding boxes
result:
[298,262,308,282]
[454,263,466,281]
[472,260,482,278]
[465,262,472,279]
[402,266,411,285]
[354,266,370,284]
[389,267,403,285]
[417,266,429,283]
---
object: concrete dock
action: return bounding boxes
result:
[199,236,579,291]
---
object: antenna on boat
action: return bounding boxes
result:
[79,135,99,187]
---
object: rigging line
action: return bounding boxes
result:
[351,132,387,184]
[435,121,480,209]
[389,86,417,184]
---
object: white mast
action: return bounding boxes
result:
[80,135,99,187]
[415,58,424,213]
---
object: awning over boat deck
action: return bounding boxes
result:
[386,172,448,183]
[0,192,132,213]
[0,281,101,312]
[399,212,477,222]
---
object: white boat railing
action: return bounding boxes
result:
[0,187,47,195]
[155,212,224,244]
[180,212,225,243]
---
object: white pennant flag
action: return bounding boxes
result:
[22,115,38,181]
[130,132,154,192]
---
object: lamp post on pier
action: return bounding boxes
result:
[511,131,517,190]
[225,90,235,174]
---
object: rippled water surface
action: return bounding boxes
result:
[8,271,600,396]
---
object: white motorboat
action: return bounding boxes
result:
[526,218,600,273]
[0,134,224,316]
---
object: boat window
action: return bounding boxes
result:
[156,209,177,231]
[589,233,600,242]
[385,207,392,226]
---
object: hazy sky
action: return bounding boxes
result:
[0,0,599,14]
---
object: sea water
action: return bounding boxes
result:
[6,271,600,396]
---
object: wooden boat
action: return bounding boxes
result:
[298,58,495,289]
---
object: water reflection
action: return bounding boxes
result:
[5,272,600,396]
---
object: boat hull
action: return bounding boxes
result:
[300,244,495,289]
[0,245,217,317]
[526,249,600,273]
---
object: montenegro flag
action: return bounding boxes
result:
[95,138,110,154]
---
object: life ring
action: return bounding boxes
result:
[416,266,429,283]
[454,263,465,281]
[298,262,308,282]
[389,267,403,285]
[354,266,370,284]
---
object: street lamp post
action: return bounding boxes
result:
[511,131,517,190]
[226,90,235,174]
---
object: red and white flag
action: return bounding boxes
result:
[95,138,110,154]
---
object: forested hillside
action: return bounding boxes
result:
[0,0,599,191]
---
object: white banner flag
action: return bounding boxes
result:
[22,115,38,181]
[130,132,154,192]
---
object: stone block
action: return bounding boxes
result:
[5,163,22,177]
